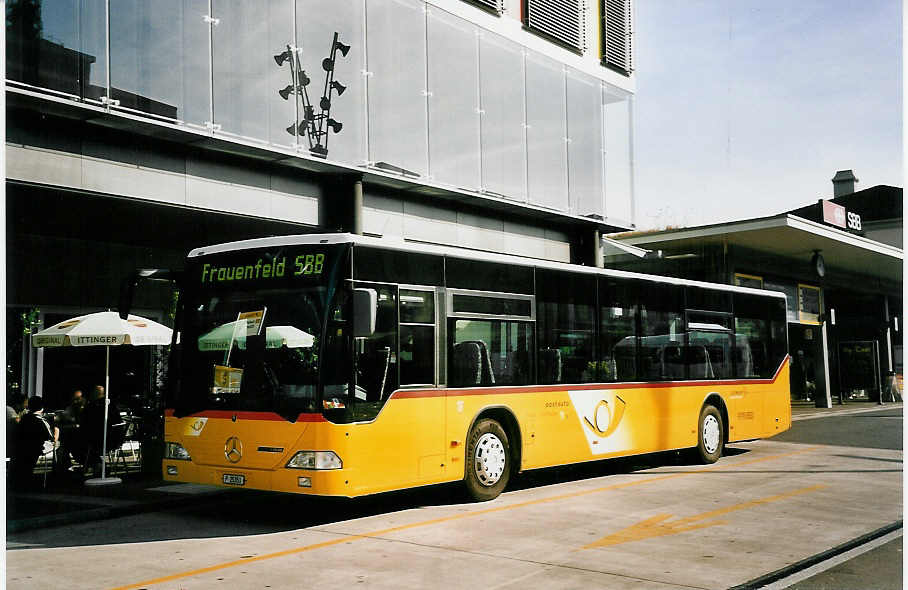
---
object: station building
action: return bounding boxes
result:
[6,0,637,409]
[607,171,903,408]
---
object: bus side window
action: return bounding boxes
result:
[354,284,399,401]
[638,283,683,381]
[600,278,638,382]
[400,289,435,386]
[734,292,780,378]
[450,319,533,386]
[537,269,595,384]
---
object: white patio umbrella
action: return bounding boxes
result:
[197,322,314,351]
[31,311,173,485]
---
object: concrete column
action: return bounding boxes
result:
[319,174,363,234]
[592,228,604,268]
[351,178,363,236]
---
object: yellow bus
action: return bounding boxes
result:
[162,233,790,501]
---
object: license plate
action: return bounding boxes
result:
[222,473,245,486]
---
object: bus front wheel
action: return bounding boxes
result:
[696,405,724,464]
[464,418,510,502]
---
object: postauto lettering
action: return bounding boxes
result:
[200,254,325,284]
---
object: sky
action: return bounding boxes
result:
[632,0,903,230]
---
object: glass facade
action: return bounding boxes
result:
[427,8,481,189]
[110,0,209,122]
[6,0,634,223]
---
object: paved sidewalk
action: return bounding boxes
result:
[6,401,900,535]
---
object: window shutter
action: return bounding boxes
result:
[526,0,588,53]
[602,0,633,75]
[465,0,504,15]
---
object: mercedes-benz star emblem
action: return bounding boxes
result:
[224,436,243,463]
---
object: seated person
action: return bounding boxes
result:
[10,396,57,489]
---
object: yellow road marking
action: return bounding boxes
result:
[110,446,819,590]
[583,483,827,549]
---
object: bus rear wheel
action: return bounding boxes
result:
[464,418,510,502]
[696,405,724,464]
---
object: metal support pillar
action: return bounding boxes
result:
[592,228,604,269]
[817,321,833,408]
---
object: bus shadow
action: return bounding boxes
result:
[508,447,749,492]
[7,448,751,549]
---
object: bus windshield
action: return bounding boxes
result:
[169,244,351,421]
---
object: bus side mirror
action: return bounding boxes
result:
[354,288,377,337]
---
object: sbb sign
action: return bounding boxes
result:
[822,200,861,231]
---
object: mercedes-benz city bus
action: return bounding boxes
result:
[161,234,790,501]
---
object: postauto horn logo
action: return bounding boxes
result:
[568,391,629,455]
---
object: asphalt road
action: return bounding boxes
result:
[762,407,903,590]
[6,406,903,589]
[772,407,903,449]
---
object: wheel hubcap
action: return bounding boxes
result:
[474,432,506,486]
[703,414,720,454]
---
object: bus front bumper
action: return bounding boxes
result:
[162,460,352,496]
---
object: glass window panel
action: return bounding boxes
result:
[604,85,633,223]
[764,280,798,323]
[366,0,428,177]
[600,278,637,382]
[354,283,398,403]
[478,32,526,201]
[212,0,293,146]
[639,283,684,381]
[110,0,209,123]
[353,247,443,285]
[79,0,107,101]
[445,258,534,294]
[7,0,78,94]
[400,289,434,324]
[400,325,434,385]
[525,53,567,211]
[537,270,595,384]
[452,295,531,317]
[566,69,604,218]
[733,293,772,379]
[686,288,732,313]
[427,8,480,190]
[296,0,366,164]
[451,319,533,386]
[7,0,106,100]
[688,331,732,379]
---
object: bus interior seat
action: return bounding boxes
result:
[452,341,482,386]
[359,346,391,401]
[663,344,685,379]
[452,341,495,386]
[706,345,725,378]
[687,345,713,379]
[506,349,530,384]
[538,348,562,383]
[475,341,495,385]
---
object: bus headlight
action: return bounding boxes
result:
[164,442,192,461]
[285,451,342,470]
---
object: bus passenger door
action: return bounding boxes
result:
[351,284,446,492]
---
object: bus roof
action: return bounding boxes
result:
[187,233,786,301]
